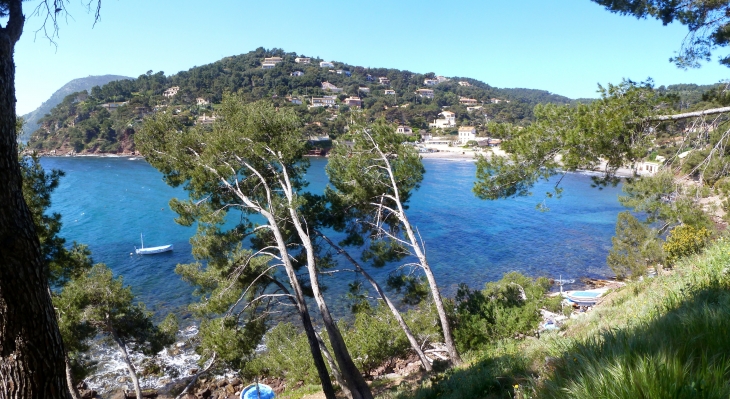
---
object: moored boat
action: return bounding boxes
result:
[135,234,173,255]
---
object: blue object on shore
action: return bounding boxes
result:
[241,383,275,399]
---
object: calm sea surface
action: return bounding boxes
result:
[41,156,625,318]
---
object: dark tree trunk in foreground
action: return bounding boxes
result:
[0,1,71,397]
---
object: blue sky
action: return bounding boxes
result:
[13,0,729,115]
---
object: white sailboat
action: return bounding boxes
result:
[135,233,173,255]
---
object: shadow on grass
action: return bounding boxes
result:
[537,282,730,398]
[388,275,730,399]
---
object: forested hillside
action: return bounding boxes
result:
[28,48,576,154]
[20,75,131,143]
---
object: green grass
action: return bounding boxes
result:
[390,238,730,399]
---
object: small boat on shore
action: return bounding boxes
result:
[563,288,608,306]
[135,234,173,255]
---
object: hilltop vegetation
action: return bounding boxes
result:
[19,74,131,142]
[28,48,577,154]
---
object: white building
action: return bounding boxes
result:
[458,81,471,87]
[378,76,390,85]
[459,97,478,106]
[163,86,180,97]
[384,89,396,95]
[415,89,434,98]
[197,114,217,125]
[262,57,283,69]
[310,96,337,108]
[291,71,305,76]
[359,87,370,93]
[429,111,456,128]
[320,61,335,68]
[424,78,439,86]
[295,57,311,64]
[396,125,413,135]
[196,97,209,106]
[636,160,662,176]
[458,126,477,144]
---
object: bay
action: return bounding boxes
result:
[41,156,625,318]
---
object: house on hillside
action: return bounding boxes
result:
[197,114,217,125]
[378,76,390,85]
[384,89,396,95]
[396,125,413,135]
[436,76,449,83]
[490,98,510,104]
[287,96,303,105]
[310,96,336,108]
[415,88,434,98]
[163,86,180,97]
[196,97,209,106]
[291,71,305,76]
[458,126,477,144]
[458,81,471,87]
[359,87,370,93]
[424,78,439,86]
[429,110,456,128]
[101,101,128,111]
[459,97,478,105]
[467,106,483,112]
[366,74,374,81]
[262,57,283,69]
[295,57,311,64]
[342,96,362,107]
[321,81,343,93]
[320,61,335,68]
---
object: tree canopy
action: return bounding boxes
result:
[593,0,730,68]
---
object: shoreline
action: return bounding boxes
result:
[36,150,636,178]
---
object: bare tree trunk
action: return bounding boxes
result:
[264,213,338,399]
[287,206,373,399]
[0,2,72,397]
[370,136,462,365]
[315,230,433,372]
[315,331,353,399]
[65,355,81,399]
[111,331,142,399]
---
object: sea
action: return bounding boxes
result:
[39,155,625,392]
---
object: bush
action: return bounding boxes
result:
[243,322,321,385]
[452,272,559,352]
[342,305,410,375]
[663,224,711,265]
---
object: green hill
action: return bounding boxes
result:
[27,48,578,154]
[20,74,132,143]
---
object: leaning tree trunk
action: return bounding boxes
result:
[288,208,373,399]
[263,212,338,399]
[111,330,142,399]
[374,142,462,365]
[316,231,433,372]
[0,2,72,398]
[65,355,81,399]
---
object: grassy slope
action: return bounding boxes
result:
[385,238,730,399]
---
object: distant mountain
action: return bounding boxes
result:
[19,75,132,142]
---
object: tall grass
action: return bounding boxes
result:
[392,239,730,399]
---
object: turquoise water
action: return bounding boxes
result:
[41,156,625,317]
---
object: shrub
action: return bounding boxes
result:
[452,272,559,352]
[243,322,321,385]
[663,224,711,265]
